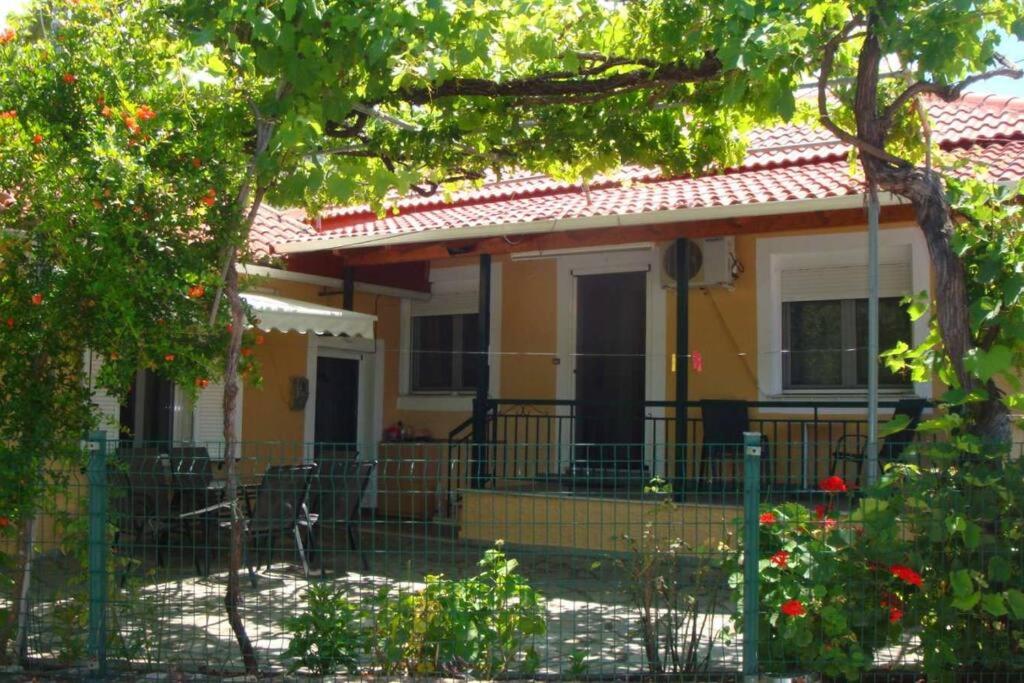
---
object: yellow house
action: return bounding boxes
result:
[90,94,1024,552]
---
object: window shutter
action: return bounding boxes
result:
[192,380,243,460]
[84,351,121,438]
[781,262,912,302]
[410,292,478,317]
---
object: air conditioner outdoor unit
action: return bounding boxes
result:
[660,236,736,289]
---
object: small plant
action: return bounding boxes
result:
[619,498,723,674]
[567,648,590,678]
[280,583,369,676]
[370,543,546,677]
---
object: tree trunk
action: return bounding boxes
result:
[870,164,1012,445]
[222,251,258,675]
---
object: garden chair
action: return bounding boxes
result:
[304,457,375,574]
[168,446,220,575]
[236,463,317,586]
[698,400,769,489]
[116,447,174,566]
[830,398,927,488]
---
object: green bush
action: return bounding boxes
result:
[370,543,546,677]
[728,482,910,679]
[280,584,369,676]
[858,445,1024,674]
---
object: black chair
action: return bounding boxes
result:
[117,448,174,566]
[168,446,219,575]
[830,398,927,487]
[305,458,375,574]
[698,400,769,488]
[236,463,317,586]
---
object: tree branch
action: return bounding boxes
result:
[881,64,1024,128]
[381,51,722,105]
[817,16,908,168]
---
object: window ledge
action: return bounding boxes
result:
[397,394,474,412]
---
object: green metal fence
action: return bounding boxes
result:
[5,436,1023,679]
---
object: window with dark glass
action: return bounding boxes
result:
[783,297,911,389]
[410,313,479,392]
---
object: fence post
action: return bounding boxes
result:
[85,431,108,678]
[742,431,762,681]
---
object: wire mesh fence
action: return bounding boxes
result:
[5,436,1024,679]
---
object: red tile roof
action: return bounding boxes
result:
[249,204,318,260]
[270,93,1024,254]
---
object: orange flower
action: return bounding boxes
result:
[201,188,217,207]
[0,27,15,44]
[188,284,205,299]
[100,105,112,118]
[0,516,9,528]
[135,105,156,121]
[191,157,202,168]
[226,323,233,334]
[5,317,13,329]
[30,293,42,305]
[241,347,253,357]
[0,110,16,119]
[32,134,43,145]
[62,73,76,84]
[780,599,806,617]
[759,511,777,525]
[122,114,140,134]
[164,353,175,362]
[195,377,210,389]
[255,334,265,345]
[769,550,789,568]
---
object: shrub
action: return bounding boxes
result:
[280,584,369,676]
[370,543,545,677]
[728,481,912,679]
[858,444,1024,674]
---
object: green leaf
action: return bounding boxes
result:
[989,556,1011,583]
[952,591,981,611]
[963,345,1012,382]
[963,521,982,550]
[982,593,1008,617]
[951,569,973,597]
[283,0,298,20]
[1006,589,1024,619]
[879,413,911,437]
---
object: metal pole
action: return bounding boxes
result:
[866,184,880,485]
[742,431,762,680]
[472,254,492,487]
[342,266,355,310]
[674,238,689,501]
[86,431,108,678]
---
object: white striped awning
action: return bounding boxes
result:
[240,292,376,338]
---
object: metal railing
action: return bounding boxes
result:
[447,398,922,497]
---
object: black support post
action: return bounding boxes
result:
[471,254,492,488]
[674,238,689,501]
[342,267,355,310]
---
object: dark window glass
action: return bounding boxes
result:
[410,313,480,391]
[784,297,911,389]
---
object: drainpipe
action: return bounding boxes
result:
[865,184,880,485]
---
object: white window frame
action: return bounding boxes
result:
[398,263,502,412]
[756,226,932,402]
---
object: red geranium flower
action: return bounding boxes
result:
[770,550,789,568]
[781,599,806,617]
[0,516,10,528]
[5,317,13,329]
[135,105,156,121]
[890,564,923,587]
[822,517,837,531]
[759,511,777,525]
[62,73,76,84]
[889,607,903,623]
[820,475,848,493]
[30,293,42,305]
[814,503,826,520]
[0,27,15,44]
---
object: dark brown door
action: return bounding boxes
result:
[574,271,646,470]
[314,356,360,459]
